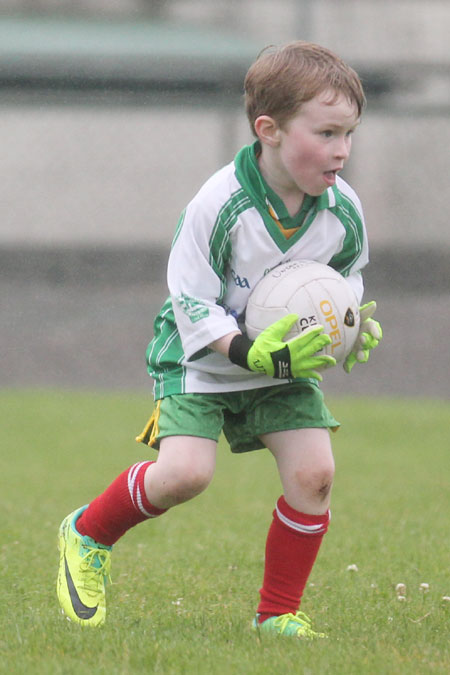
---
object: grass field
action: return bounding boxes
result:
[1,390,449,674]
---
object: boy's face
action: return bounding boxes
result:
[259,90,360,202]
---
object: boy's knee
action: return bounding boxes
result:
[172,464,213,502]
[295,465,335,502]
[146,459,214,507]
[144,436,216,508]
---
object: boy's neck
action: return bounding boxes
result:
[257,149,305,217]
[278,192,305,218]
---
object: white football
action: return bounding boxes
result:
[245,260,360,363]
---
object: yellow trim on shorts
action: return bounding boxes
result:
[135,400,161,447]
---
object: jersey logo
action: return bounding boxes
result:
[231,269,250,289]
[176,294,209,323]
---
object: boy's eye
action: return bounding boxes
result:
[321,129,355,139]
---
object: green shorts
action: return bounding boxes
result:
[136,381,339,454]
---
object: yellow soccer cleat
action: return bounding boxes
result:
[253,611,327,639]
[57,506,112,627]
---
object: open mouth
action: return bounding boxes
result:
[323,170,338,185]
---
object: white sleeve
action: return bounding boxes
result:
[167,201,239,361]
[333,177,369,306]
[343,203,369,306]
[345,270,364,305]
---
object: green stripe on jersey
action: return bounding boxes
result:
[328,192,364,276]
[148,189,253,399]
[208,188,252,300]
[171,209,186,249]
[146,297,186,399]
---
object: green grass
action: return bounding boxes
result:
[1,390,449,674]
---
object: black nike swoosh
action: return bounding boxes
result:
[64,556,99,620]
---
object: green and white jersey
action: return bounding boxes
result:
[147,141,368,399]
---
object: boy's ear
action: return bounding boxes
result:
[254,115,281,147]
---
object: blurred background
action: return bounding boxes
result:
[1,0,450,398]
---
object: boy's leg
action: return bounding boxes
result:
[77,436,217,544]
[57,436,217,626]
[144,435,218,509]
[75,460,166,546]
[256,428,334,629]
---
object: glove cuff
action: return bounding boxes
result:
[270,346,292,378]
[228,334,253,370]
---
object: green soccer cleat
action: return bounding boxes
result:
[253,611,327,639]
[57,505,112,627]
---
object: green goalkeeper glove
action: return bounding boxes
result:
[343,301,383,374]
[229,313,336,381]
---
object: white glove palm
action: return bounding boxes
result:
[344,301,382,374]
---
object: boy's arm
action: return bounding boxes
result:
[209,331,241,357]
[167,202,242,360]
[344,270,364,305]
[210,316,336,381]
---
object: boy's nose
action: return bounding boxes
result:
[334,137,351,160]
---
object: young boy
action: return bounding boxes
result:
[57,41,382,637]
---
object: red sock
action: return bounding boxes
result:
[257,495,330,622]
[76,461,166,546]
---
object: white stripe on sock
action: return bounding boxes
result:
[136,485,158,518]
[275,504,329,535]
[128,461,147,509]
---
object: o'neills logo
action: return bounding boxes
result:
[344,308,355,327]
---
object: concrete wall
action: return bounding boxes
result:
[4,1,450,64]
[1,1,449,251]
[0,104,449,250]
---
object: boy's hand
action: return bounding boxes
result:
[229,314,336,381]
[343,301,383,374]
